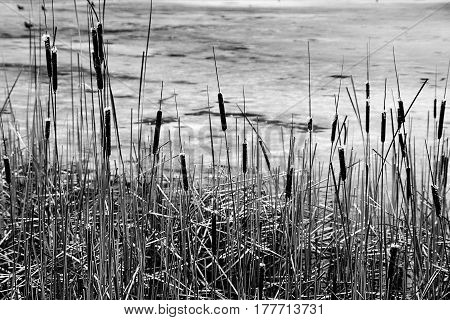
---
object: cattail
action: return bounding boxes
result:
[3,156,11,184]
[42,34,52,78]
[97,22,104,63]
[397,99,405,128]
[434,98,437,119]
[95,66,103,90]
[443,156,449,188]
[51,47,58,92]
[91,27,99,60]
[406,166,412,200]
[180,153,189,191]
[431,184,441,217]
[259,140,271,172]
[45,117,51,140]
[242,142,248,174]
[365,81,370,100]
[218,92,227,131]
[152,110,162,155]
[92,50,103,90]
[381,111,386,143]
[438,100,446,139]
[365,100,370,134]
[104,108,111,157]
[338,147,346,181]
[285,167,293,198]
[398,133,406,158]
[331,114,338,143]
[307,117,313,132]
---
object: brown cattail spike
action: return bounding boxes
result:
[45,118,51,140]
[443,156,449,188]
[397,99,405,128]
[285,167,293,198]
[331,114,338,143]
[97,22,104,63]
[338,147,347,181]
[42,34,52,78]
[406,167,412,200]
[307,117,313,132]
[365,81,370,100]
[365,100,370,134]
[434,98,437,119]
[218,92,227,131]
[152,110,162,155]
[91,28,99,60]
[438,100,446,139]
[95,67,103,90]
[92,50,103,90]
[104,108,111,158]
[242,142,248,174]
[51,47,58,92]
[3,156,11,184]
[431,184,441,217]
[180,153,189,191]
[381,111,386,143]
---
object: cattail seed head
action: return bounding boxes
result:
[365,81,370,100]
[406,166,412,200]
[97,22,104,63]
[91,27,99,60]
[331,114,338,143]
[3,156,11,184]
[95,67,103,90]
[218,92,227,131]
[434,98,437,119]
[51,47,58,92]
[397,99,405,128]
[242,142,248,174]
[338,146,347,181]
[431,184,441,217]
[152,110,162,155]
[285,167,293,198]
[91,50,103,90]
[104,108,111,158]
[180,153,189,191]
[365,100,370,134]
[42,34,52,78]
[45,117,51,140]
[443,156,449,189]
[307,117,313,132]
[438,100,446,139]
[381,111,386,143]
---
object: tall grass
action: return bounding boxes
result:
[0,1,449,300]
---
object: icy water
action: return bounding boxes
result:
[0,0,449,166]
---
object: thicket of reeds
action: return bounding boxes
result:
[0,1,449,300]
